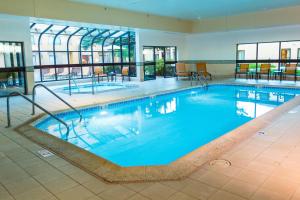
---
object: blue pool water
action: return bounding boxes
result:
[55,82,138,94]
[35,85,300,167]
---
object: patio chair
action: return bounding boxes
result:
[121,66,130,82]
[94,66,108,82]
[175,63,191,80]
[57,68,69,79]
[196,63,212,80]
[256,64,270,80]
[42,68,56,80]
[235,64,249,79]
[283,64,297,81]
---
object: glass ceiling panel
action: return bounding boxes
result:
[31,24,51,33]
[110,31,125,38]
[64,26,81,35]
[47,25,67,34]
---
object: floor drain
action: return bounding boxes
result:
[38,149,54,158]
[209,159,231,168]
[257,131,265,135]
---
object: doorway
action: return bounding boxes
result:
[143,46,177,81]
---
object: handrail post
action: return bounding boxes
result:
[92,74,95,95]
[6,96,11,127]
[32,86,36,115]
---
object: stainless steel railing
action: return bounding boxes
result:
[6,91,70,138]
[32,84,82,122]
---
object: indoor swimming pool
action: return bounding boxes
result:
[35,84,300,167]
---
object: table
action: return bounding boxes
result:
[272,70,283,81]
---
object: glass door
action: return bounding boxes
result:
[143,47,156,81]
[143,46,177,80]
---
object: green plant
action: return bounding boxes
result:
[156,59,164,76]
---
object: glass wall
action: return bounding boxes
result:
[0,41,26,96]
[31,22,136,82]
[236,40,300,79]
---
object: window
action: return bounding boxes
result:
[31,23,136,82]
[281,41,300,59]
[257,42,280,60]
[49,54,54,65]
[237,44,257,60]
[0,41,26,95]
[237,50,245,60]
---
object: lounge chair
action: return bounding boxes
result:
[94,66,108,82]
[283,64,297,81]
[121,66,130,82]
[196,63,212,80]
[256,64,270,80]
[175,63,191,80]
[235,64,249,79]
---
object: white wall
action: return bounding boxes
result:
[0,14,33,92]
[185,25,300,76]
[0,14,32,66]
[186,25,300,60]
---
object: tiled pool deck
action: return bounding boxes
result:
[1,78,300,200]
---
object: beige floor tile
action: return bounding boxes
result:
[161,178,194,191]
[127,193,149,200]
[208,190,247,200]
[261,176,299,198]
[222,178,258,198]
[57,185,94,200]
[98,184,136,200]
[291,186,300,200]
[86,195,104,200]
[191,171,230,188]
[168,192,197,200]
[41,176,78,194]
[245,160,277,175]
[123,182,154,192]
[68,169,96,184]
[139,183,177,200]
[205,163,243,178]
[82,177,113,194]
[13,186,54,200]
[3,177,42,196]
[181,179,217,199]
[251,188,289,200]
[234,169,269,186]
[0,184,14,200]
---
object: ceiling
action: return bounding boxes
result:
[69,0,300,20]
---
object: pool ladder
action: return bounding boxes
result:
[191,71,208,87]
[5,84,82,140]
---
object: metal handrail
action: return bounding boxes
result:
[91,74,96,95]
[198,71,208,87]
[32,84,82,122]
[6,91,70,138]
